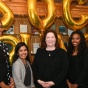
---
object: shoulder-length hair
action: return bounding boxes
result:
[12,42,30,64]
[41,29,60,49]
[67,30,87,56]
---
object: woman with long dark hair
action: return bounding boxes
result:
[12,42,35,88]
[67,30,88,88]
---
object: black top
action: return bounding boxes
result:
[68,55,83,83]
[68,48,88,87]
[24,64,31,86]
[0,41,12,85]
[32,48,69,88]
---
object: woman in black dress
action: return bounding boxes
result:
[32,29,69,88]
[67,30,88,88]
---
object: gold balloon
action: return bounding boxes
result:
[27,0,55,32]
[57,34,67,51]
[62,0,88,31]
[84,33,88,38]
[0,0,14,30]
[77,0,87,5]
[20,33,31,48]
[84,33,88,47]
[0,35,20,65]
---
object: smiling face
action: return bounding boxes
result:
[71,33,81,48]
[18,45,28,60]
[45,32,56,48]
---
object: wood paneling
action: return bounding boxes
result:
[14,17,31,34]
[2,1,88,18]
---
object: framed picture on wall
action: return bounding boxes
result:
[59,26,67,35]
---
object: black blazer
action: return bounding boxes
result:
[32,48,69,88]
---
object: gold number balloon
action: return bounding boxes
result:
[77,0,87,5]
[20,33,31,52]
[0,0,14,30]
[27,0,55,33]
[62,0,88,31]
[0,35,20,64]
[84,33,88,39]
[20,33,31,47]
[57,34,67,51]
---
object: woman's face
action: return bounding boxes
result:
[71,33,81,48]
[18,46,28,60]
[45,32,56,47]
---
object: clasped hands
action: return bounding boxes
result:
[37,79,55,88]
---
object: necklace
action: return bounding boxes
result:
[49,53,51,56]
[48,51,51,56]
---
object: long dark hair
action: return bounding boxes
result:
[67,30,87,57]
[41,29,60,49]
[12,42,30,64]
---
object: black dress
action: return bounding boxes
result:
[32,48,69,88]
[68,48,88,88]
[0,41,12,86]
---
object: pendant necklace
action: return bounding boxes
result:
[49,53,51,56]
[48,51,51,56]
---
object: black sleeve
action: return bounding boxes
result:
[32,48,41,81]
[0,64,4,82]
[4,43,12,77]
[52,49,69,85]
[0,48,5,82]
[76,48,88,85]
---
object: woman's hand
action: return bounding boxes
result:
[9,77,14,88]
[0,82,10,88]
[67,80,72,88]
[71,84,78,88]
[44,81,55,87]
[37,80,45,86]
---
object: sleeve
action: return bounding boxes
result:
[52,49,69,85]
[76,48,88,85]
[4,43,12,77]
[0,48,5,82]
[0,63,4,82]
[32,48,41,81]
[12,63,27,88]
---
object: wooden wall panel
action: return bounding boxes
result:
[2,1,88,18]
[14,17,31,34]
